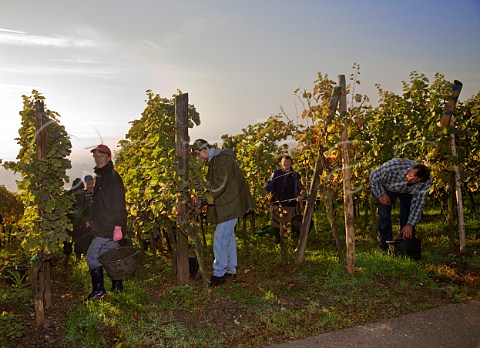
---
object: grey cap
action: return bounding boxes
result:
[191,139,209,152]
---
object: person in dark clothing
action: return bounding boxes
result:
[265,155,303,243]
[84,174,94,203]
[64,178,93,265]
[85,144,127,300]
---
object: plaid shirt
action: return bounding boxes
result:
[370,158,432,226]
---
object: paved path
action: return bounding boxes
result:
[268,299,480,348]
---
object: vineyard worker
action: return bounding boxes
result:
[192,139,255,287]
[265,155,303,243]
[85,144,127,300]
[66,178,93,263]
[84,174,95,202]
[369,158,431,251]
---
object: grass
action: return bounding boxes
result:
[1,203,479,347]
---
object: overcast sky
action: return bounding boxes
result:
[1,0,479,191]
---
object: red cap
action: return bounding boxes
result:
[90,144,112,156]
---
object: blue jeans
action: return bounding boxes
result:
[86,236,118,270]
[212,218,238,277]
[378,191,415,251]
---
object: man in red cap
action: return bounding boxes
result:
[85,144,127,300]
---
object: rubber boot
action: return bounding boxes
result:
[110,279,123,293]
[85,267,106,301]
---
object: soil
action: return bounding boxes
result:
[6,263,83,348]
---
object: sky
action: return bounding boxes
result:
[1,0,479,192]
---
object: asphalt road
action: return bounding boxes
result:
[268,299,480,348]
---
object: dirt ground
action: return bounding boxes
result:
[6,263,82,348]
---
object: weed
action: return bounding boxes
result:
[0,310,24,345]
[160,284,197,309]
[64,304,109,347]
[0,286,32,309]
[4,268,29,289]
[263,290,276,301]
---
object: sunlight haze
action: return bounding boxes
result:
[1,0,479,191]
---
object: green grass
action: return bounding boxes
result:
[1,203,479,347]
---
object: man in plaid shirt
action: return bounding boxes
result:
[370,158,432,251]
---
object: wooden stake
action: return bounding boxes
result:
[33,101,49,328]
[338,75,355,274]
[34,100,47,162]
[446,81,465,250]
[175,93,190,284]
[295,86,342,264]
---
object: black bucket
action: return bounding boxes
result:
[387,238,421,260]
[98,246,138,280]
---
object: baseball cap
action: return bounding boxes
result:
[191,139,209,152]
[90,144,112,156]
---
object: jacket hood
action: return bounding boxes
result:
[212,147,234,158]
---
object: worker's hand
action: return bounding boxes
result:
[401,225,413,239]
[113,226,123,241]
[378,194,391,205]
[86,221,91,228]
[205,193,214,205]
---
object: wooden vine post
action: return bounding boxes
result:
[31,100,51,328]
[174,93,191,284]
[440,80,465,251]
[295,86,342,264]
[175,93,208,284]
[338,75,355,273]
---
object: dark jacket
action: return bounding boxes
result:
[265,168,302,207]
[90,161,127,238]
[70,191,91,239]
[206,148,255,224]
